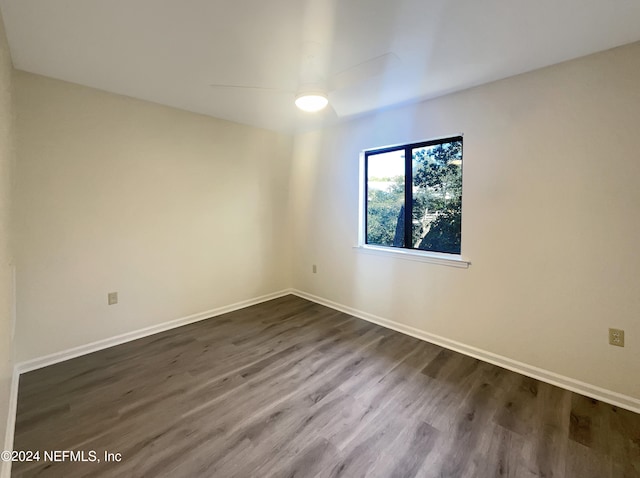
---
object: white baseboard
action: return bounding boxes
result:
[17,289,293,374]
[11,286,640,419]
[291,289,640,414]
[5,288,293,477]
[1,367,20,478]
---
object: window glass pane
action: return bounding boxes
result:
[366,150,405,247]
[411,140,462,254]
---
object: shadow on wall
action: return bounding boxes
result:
[289,130,324,289]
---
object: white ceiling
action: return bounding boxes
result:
[2,0,640,132]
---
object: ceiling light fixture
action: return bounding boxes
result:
[295,89,328,112]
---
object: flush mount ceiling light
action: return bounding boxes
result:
[294,90,329,113]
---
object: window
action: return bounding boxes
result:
[364,136,463,255]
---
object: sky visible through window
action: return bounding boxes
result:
[367,145,445,179]
[367,150,404,179]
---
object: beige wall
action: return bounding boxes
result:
[290,42,640,399]
[0,9,14,455]
[14,72,292,362]
[10,40,640,405]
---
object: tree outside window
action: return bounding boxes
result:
[365,137,463,255]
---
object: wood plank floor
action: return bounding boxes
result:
[12,295,640,477]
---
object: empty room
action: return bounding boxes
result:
[0,0,639,477]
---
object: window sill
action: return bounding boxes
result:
[353,245,470,269]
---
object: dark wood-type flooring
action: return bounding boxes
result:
[12,295,640,477]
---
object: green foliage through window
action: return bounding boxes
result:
[365,137,463,254]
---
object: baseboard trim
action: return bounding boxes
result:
[17,289,293,374]
[291,289,640,414]
[1,367,19,478]
[12,287,640,414]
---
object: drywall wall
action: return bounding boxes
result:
[0,8,14,455]
[290,42,640,400]
[14,72,292,362]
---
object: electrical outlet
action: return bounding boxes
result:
[108,292,118,305]
[609,328,624,347]
[312,264,317,273]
